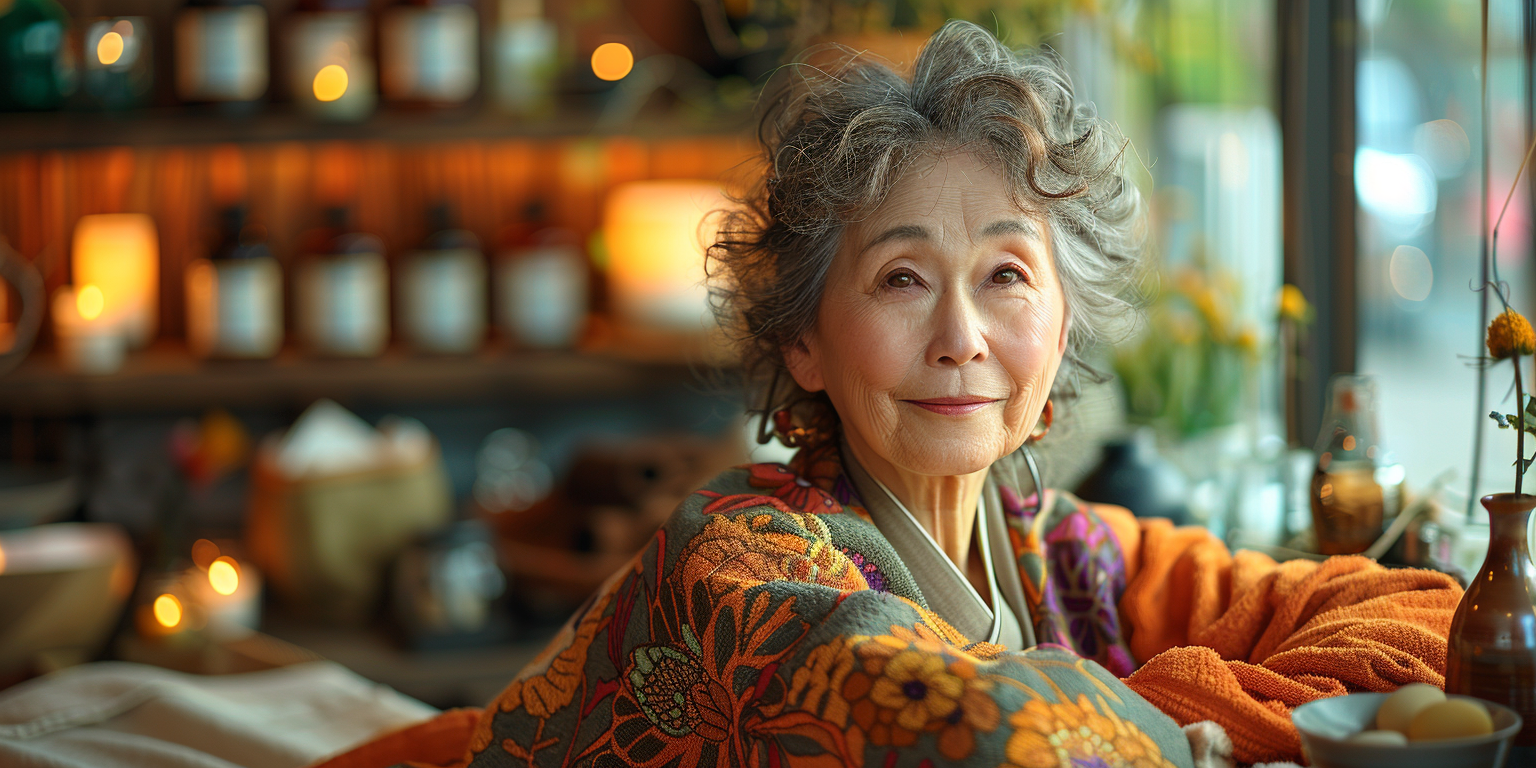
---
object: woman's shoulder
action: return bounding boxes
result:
[687,457,873,522]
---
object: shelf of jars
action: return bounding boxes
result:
[0,336,727,416]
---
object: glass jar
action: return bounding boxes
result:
[491,0,554,116]
[186,206,283,359]
[82,16,152,109]
[400,205,485,354]
[1308,374,1403,555]
[296,208,389,357]
[496,227,586,349]
[379,0,478,105]
[175,0,268,103]
[0,0,76,110]
[287,0,375,120]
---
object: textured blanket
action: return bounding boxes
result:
[316,443,1460,768]
[1118,518,1462,764]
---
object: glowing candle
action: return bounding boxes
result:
[72,214,158,347]
[53,284,126,374]
[603,180,727,331]
[153,593,182,628]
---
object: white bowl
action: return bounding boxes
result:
[0,523,136,674]
[1292,692,1522,768]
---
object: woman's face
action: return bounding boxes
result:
[785,151,1068,478]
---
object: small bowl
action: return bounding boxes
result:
[1293,692,1522,768]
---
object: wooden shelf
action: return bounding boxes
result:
[0,342,730,415]
[0,106,753,152]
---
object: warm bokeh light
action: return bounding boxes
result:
[0,541,6,575]
[313,64,349,102]
[77,285,105,320]
[153,594,183,628]
[72,213,159,346]
[591,43,634,82]
[208,557,239,596]
[97,32,124,66]
[192,538,220,569]
[604,180,728,329]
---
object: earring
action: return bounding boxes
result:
[1029,399,1054,443]
[770,408,830,449]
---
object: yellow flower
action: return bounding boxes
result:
[1278,284,1310,322]
[1487,308,1536,360]
[868,650,963,730]
[1003,695,1173,768]
[1235,327,1260,355]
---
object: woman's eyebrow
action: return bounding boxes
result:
[856,224,929,259]
[978,219,1037,239]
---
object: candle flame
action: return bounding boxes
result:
[153,594,182,628]
[313,65,349,102]
[208,557,239,596]
[97,32,124,66]
[77,285,105,320]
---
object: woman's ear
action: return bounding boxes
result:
[783,336,826,393]
[1057,304,1072,356]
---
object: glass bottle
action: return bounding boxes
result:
[0,0,76,110]
[82,16,152,109]
[296,206,389,357]
[175,0,269,104]
[495,202,587,349]
[186,206,283,359]
[287,0,375,120]
[1445,493,1536,756]
[400,204,485,354]
[1308,375,1403,555]
[491,0,555,116]
[379,0,478,106]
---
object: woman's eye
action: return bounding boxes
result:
[885,272,915,289]
[992,267,1024,285]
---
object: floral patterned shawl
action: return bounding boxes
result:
[477,441,1193,767]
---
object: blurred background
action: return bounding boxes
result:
[0,0,1530,709]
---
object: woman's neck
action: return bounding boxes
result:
[844,429,989,573]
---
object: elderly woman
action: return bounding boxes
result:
[327,20,1460,768]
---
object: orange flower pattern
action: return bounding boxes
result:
[475,455,1192,767]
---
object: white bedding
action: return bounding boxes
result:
[0,661,437,768]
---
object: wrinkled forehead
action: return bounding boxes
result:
[840,150,1048,261]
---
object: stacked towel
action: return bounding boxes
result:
[1116,518,1463,764]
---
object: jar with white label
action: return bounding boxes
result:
[401,206,485,353]
[287,0,375,120]
[297,208,389,357]
[496,229,587,349]
[175,0,268,102]
[187,206,283,358]
[380,0,478,105]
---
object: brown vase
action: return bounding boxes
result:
[1446,493,1536,750]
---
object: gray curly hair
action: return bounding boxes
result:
[708,19,1145,435]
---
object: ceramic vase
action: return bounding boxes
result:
[1445,493,1536,751]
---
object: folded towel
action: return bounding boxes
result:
[1114,518,1463,764]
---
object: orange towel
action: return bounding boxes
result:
[1112,516,1464,764]
[308,708,480,768]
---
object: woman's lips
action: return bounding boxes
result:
[901,397,1001,416]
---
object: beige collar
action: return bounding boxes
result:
[839,437,1034,650]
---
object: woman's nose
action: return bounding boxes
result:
[927,291,988,367]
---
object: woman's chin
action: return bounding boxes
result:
[888,428,1008,477]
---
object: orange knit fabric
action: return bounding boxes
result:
[308,708,480,768]
[1110,514,1463,765]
